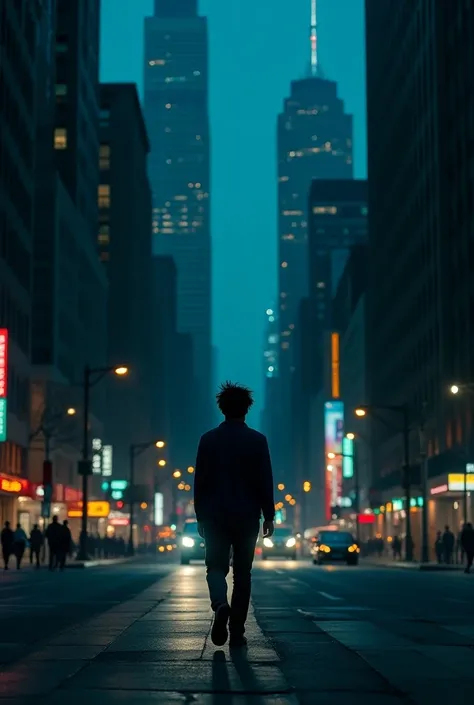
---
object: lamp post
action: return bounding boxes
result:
[76,364,128,561]
[128,439,166,556]
[355,404,412,561]
[450,383,474,525]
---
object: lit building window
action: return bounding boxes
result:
[282,210,303,216]
[55,84,67,98]
[193,70,201,76]
[281,342,289,349]
[281,261,288,268]
[149,59,166,66]
[316,282,325,288]
[161,228,175,234]
[175,195,187,201]
[54,128,67,150]
[98,184,110,209]
[196,135,201,140]
[282,234,295,240]
[196,182,202,188]
[279,176,289,182]
[99,144,110,170]
[313,206,337,215]
[165,103,172,109]
[188,183,194,188]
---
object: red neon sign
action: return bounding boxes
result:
[0,329,8,398]
[0,475,27,494]
[358,513,375,524]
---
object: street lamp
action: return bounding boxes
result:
[277,483,285,491]
[354,403,412,561]
[128,438,166,556]
[450,385,459,395]
[187,466,194,474]
[173,470,182,479]
[66,407,77,416]
[158,459,167,467]
[76,364,129,562]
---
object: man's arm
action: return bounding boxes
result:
[193,435,208,524]
[258,435,275,523]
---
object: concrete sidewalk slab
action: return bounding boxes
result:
[362,559,464,571]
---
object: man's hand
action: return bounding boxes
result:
[197,522,205,538]
[262,520,274,538]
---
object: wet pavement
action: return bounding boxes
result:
[0,557,474,703]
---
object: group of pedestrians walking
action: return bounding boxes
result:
[435,523,474,572]
[1,515,73,571]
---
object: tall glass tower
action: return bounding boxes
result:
[275,0,353,475]
[144,0,211,427]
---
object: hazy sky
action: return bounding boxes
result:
[100,0,366,424]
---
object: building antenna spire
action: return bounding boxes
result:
[310,0,318,76]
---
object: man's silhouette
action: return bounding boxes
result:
[194,381,275,649]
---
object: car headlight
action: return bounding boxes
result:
[348,544,359,553]
[182,537,195,548]
[319,544,331,553]
[286,537,296,548]
[263,538,273,548]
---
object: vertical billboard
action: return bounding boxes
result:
[92,438,102,475]
[154,492,164,526]
[324,400,344,519]
[102,445,113,477]
[342,436,354,478]
[0,329,7,441]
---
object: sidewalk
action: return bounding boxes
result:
[362,557,465,571]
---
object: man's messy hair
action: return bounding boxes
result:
[216,381,254,419]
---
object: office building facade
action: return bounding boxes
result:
[0,0,45,523]
[144,0,212,430]
[98,83,153,485]
[365,0,474,547]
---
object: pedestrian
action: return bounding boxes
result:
[460,522,474,574]
[434,530,443,563]
[392,535,401,560]
[1,520,13,570]
[194,381,275,649]
[13,523,28,569]
[29,524,43,568]
[45,515,63,570]
[58,520,72,570]
[442,525,455,564]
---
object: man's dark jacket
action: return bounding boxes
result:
[194,421,275,525]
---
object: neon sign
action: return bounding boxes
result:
[0,477,24,494]
[0,329,8,442]
[324,400,344,519]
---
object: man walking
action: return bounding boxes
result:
[460,522,474,574]
[194,382,275,649]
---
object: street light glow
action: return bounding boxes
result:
[327,452,336,459]
[173,470,182,478]
[158,459,167,467]
[114,366,129,376]
[346,432,355,440]
[277,483,285,491]
[450,385,459,394]
[285,493,292,501]
[155,440,165,448]
[187,466,194,473]
[355,408,366,417]
[66,407,76,416]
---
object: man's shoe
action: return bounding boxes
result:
[229,635,248,648]
[211,603,230,646]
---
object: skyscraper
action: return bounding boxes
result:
[275,0,353,476]
[144,0,212,429]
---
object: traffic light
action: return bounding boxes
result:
[116,500,124,510]
[303,481,311,493]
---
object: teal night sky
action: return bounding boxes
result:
[100,0,366,424]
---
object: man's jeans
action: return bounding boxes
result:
[203,520,259,637]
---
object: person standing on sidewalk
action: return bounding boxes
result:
[442,525,455,564]
[1,521,13,570]
[12,524,28,569]
[45,515,62,570]
[58,520,72,570]
[29,524,43,569]
[194,381,275,649]
[460,522,474,574]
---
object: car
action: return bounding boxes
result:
[262,526,297,560]
[311,530,360,565]
[180,520,205,564]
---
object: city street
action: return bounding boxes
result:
[0,558,473,704]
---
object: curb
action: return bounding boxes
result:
[362,560,464,572]
[66,557,134,569]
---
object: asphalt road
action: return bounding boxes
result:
[0,556,473,704]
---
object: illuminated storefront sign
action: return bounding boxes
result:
[342,436,353,478]
[154,492,164,526]
[110,517,129,527]
[324,400,344,519]
[68,500,110,518]
[0,329,8,441]
[102,445,113,476]
[92,438,102,475]
[448,474,474,492]
[0,475,26,494]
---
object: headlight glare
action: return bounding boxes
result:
[263,538,274,548]
[182,536,195,548]
[286,537,296,548]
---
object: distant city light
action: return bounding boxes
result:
[266,309,273,315]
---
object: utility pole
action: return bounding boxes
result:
[419,402,429,563]
[402,405,413,561]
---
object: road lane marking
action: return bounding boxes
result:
[318,591,343,601]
